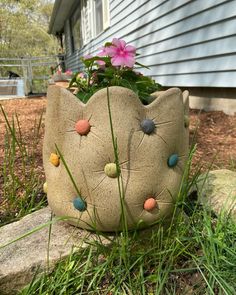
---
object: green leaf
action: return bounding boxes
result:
[135,61,150,70]
[104,42,113,47]
[69,71,80,88]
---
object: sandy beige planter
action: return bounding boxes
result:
[52,73,72,82]
[43,85,189,231]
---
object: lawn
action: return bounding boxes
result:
[0,97,236,294]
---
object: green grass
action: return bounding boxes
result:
[0,104,47,226]
[19,199,236,294]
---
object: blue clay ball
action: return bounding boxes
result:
[140,119,155,134]
[73,197,87,212]
[167,154,179,167]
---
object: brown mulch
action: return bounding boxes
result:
[189,109,236,171]
[0,97,46,132]
[0,97,46,207]
[0,96,236,189]
[0,97,46,163]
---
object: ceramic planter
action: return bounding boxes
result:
[51,72,72,82]
[43,85,189,231]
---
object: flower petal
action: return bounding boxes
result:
[125,45,136,54]
[112,38,120,47]
[112,38,126,49]
[83,54,93,60]
[97,46,108,56]
[124,56,135,68]
[106,46,117,57]
[111,56,125,67]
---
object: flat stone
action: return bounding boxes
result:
[0,207,103,295]
[195,169,236,220]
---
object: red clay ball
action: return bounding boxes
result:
[75,119,91,135]
[144,198,157,211]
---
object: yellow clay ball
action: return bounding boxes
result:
[43,182,47,193]
[49,153,60,167]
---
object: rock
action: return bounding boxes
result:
[0,207,104,295]
[195,169,236,220]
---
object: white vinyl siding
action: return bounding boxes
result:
[65,0,236,88]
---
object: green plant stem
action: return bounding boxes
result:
[55,144,81,199]
[1,105,26,175]
[106,87,128,235]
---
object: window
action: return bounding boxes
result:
[71,0,110,51]
[95,0,103,35]
[71,3,83,50]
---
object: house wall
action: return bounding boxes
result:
[64,0,236,88]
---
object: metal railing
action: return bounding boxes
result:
[0,55,64,96]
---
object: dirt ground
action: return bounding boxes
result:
[0,96,236,182]
[189,109,236,170]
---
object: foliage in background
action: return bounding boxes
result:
[0,0,57,76]
[69,38,162,104]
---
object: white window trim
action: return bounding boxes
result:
[81,0,110,47]
[90,0,96,39]
[102,0,110,30]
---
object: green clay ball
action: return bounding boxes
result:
[104,163,118,178]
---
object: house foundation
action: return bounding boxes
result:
[185,87,236,116]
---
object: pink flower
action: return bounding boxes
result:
[83,54,93,60]
[77,72,85,79]
[97,46,109,57]
[107,38,136,68]
[65,69,73,75]
[56,69,62,75]
[96,59,106,68]
[96,47,108,68]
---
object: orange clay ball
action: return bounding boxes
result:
[144,198,157,211]
[75,119,91,135]
[49,153,60,167]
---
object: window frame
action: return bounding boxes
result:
[70,0,110,51]
[70,3,83,52]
